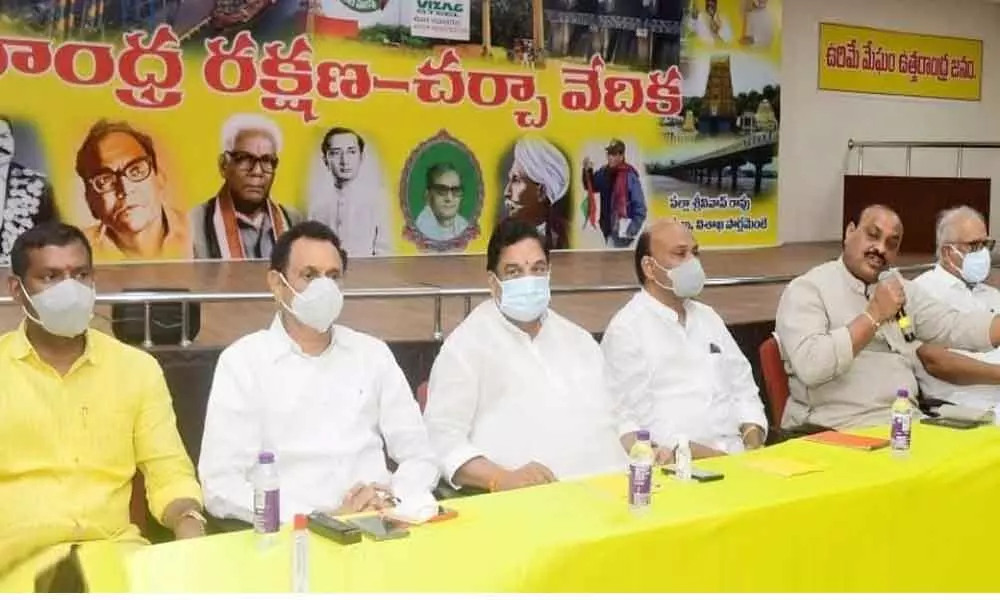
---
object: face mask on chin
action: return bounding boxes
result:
[650,256,706,299]
[279,275,344,333]
[20,278,96,338]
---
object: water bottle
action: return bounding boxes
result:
[890,389,912,457]
[993,403,1000,427]
[674,435,693,482]
[253,451,281,547]
[628,430,655,514]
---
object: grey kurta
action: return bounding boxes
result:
[775,258,994,430]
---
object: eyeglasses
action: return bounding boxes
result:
[227,151,279,174]
[87,156,152,194]
[952,239,996,252]
[429,184,462,197]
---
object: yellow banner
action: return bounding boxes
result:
[0,0,781,263]
[818,23,982,101]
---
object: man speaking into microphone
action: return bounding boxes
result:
[775,204,1000,432]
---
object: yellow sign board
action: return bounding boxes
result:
[818,23,982,101]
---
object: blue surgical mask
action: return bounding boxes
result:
[953,247,991,284]
[497,274,550,322]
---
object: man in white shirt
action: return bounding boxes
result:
[307,127,393,257]
[199,220,438,524]
[912,206,1000,411]
[602,219,767,460]
[423,219,634,493]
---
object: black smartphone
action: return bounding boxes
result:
[661,466,725,482]
[347,515,411,541]
[922,417,983,430]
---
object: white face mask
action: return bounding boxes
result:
[279,276,344,333]
[650,256,706,299]
[495,273,551,323]
[949,246,991,284]
[20,278,95,338]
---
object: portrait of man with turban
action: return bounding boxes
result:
[501,136,572,250]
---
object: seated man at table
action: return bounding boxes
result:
[911,206,1000,411]
[0,223,203,587]
[198,220,439,524]
[601,219,768,460]
[775,204,1000,432]
[422,219,635,493]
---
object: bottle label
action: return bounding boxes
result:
[254,489,280,533]
[890,413,911,450]
[628,463,652,507]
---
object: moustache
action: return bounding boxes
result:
[864,250,886,263]
[0,147,11,156]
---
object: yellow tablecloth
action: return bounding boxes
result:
[92,424,1000,592]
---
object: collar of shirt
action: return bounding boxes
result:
[930,263,979,293]
[836,256,869,297]
[264,314,342,361]
[637,287,693,325]
[9,320,100,369]
[486,299,549,343]
[235,207,268,231]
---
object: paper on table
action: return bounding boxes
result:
[742,456,823,478]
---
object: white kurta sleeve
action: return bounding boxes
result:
[198,345,261,523]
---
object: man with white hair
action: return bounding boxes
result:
[912,205,1000,411]
[190,114,303,260]
[308,126,392,257]
[503,136,571,250]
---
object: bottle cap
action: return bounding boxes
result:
[636,430,650,441]
[293,514,308,530]
[258,451,275,464]
[896,389,909,398]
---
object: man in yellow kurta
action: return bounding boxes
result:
[0,223,204,590]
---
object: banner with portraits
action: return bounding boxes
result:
[0,0,781,263]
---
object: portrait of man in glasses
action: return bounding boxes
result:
[74,120,190,260]
[190,114,303,260]
[415,163,470,243]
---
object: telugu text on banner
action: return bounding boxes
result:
[818,22,982,101]
[0,0,781,263]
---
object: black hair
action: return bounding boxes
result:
[10,222,93,279]
[321,127,365,155]
[853,203,896,226]
[634,229,652,284]
[425,162,459,188]
[486,218,549,273]
[75,120,159,180]
[269,220,349,275]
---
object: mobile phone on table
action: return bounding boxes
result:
[347,515,411,541]
[661,466,725,482]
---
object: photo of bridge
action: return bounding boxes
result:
[648,49,779,198]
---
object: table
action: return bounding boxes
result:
[90,424,1000,592]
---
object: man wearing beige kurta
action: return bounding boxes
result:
[776,205,1000,431]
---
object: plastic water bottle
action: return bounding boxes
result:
[890,389,912,458]
[675,435,693,482]
[993,404,1000,427]
[253,451,281,548]
[291,514,308,593]
[628,430,655,514]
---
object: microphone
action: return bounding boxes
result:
[877,268,916,342]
